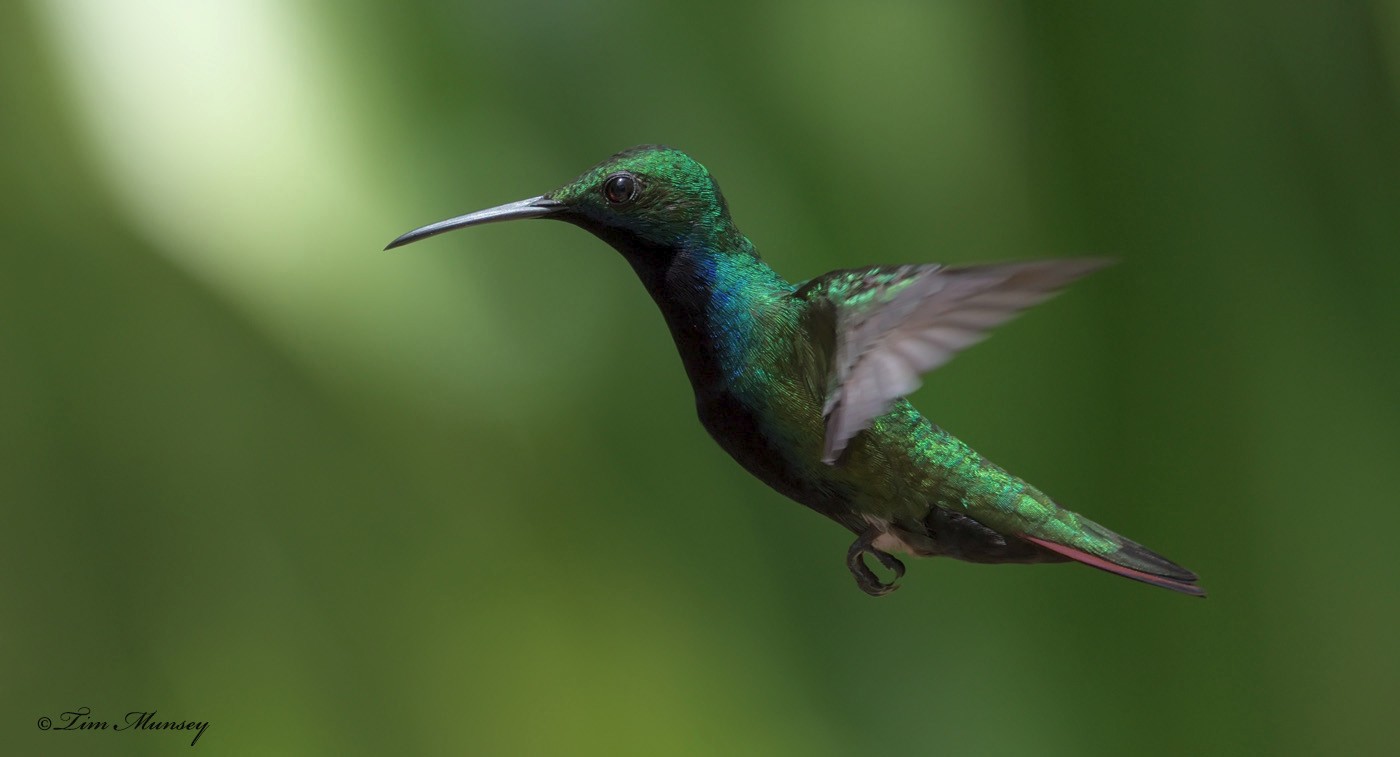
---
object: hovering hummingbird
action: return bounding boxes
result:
[387,145,1203,597]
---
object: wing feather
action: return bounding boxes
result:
[805,259,1111,463]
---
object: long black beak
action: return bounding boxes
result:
[385,195,564,250]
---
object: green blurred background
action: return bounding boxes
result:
[4,1,1399,755]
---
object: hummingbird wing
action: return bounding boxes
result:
[799,258,1110,464]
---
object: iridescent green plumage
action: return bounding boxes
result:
[387,145,1204,597]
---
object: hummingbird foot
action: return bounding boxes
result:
[846,530,907,597]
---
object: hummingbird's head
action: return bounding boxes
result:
[385,145,737,253]
[545,145,734,248]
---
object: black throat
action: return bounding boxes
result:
[562,217,750,396]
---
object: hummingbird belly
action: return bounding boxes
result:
[695,388,865,529]
[698,386,1058,565]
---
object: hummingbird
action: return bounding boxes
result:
[387,145,1204,598]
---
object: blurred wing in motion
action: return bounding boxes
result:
[798,258,1111,463]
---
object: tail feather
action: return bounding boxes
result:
[1020,533,1206,597]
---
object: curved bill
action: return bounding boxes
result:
[385,195,563,250]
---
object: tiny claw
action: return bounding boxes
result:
[871,548,906,581]
[846,531,906,597]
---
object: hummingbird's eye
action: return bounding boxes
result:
[603,173,639,205]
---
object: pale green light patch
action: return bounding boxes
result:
[32,0,601,419]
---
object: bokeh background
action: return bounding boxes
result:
[5,1,1399,755]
